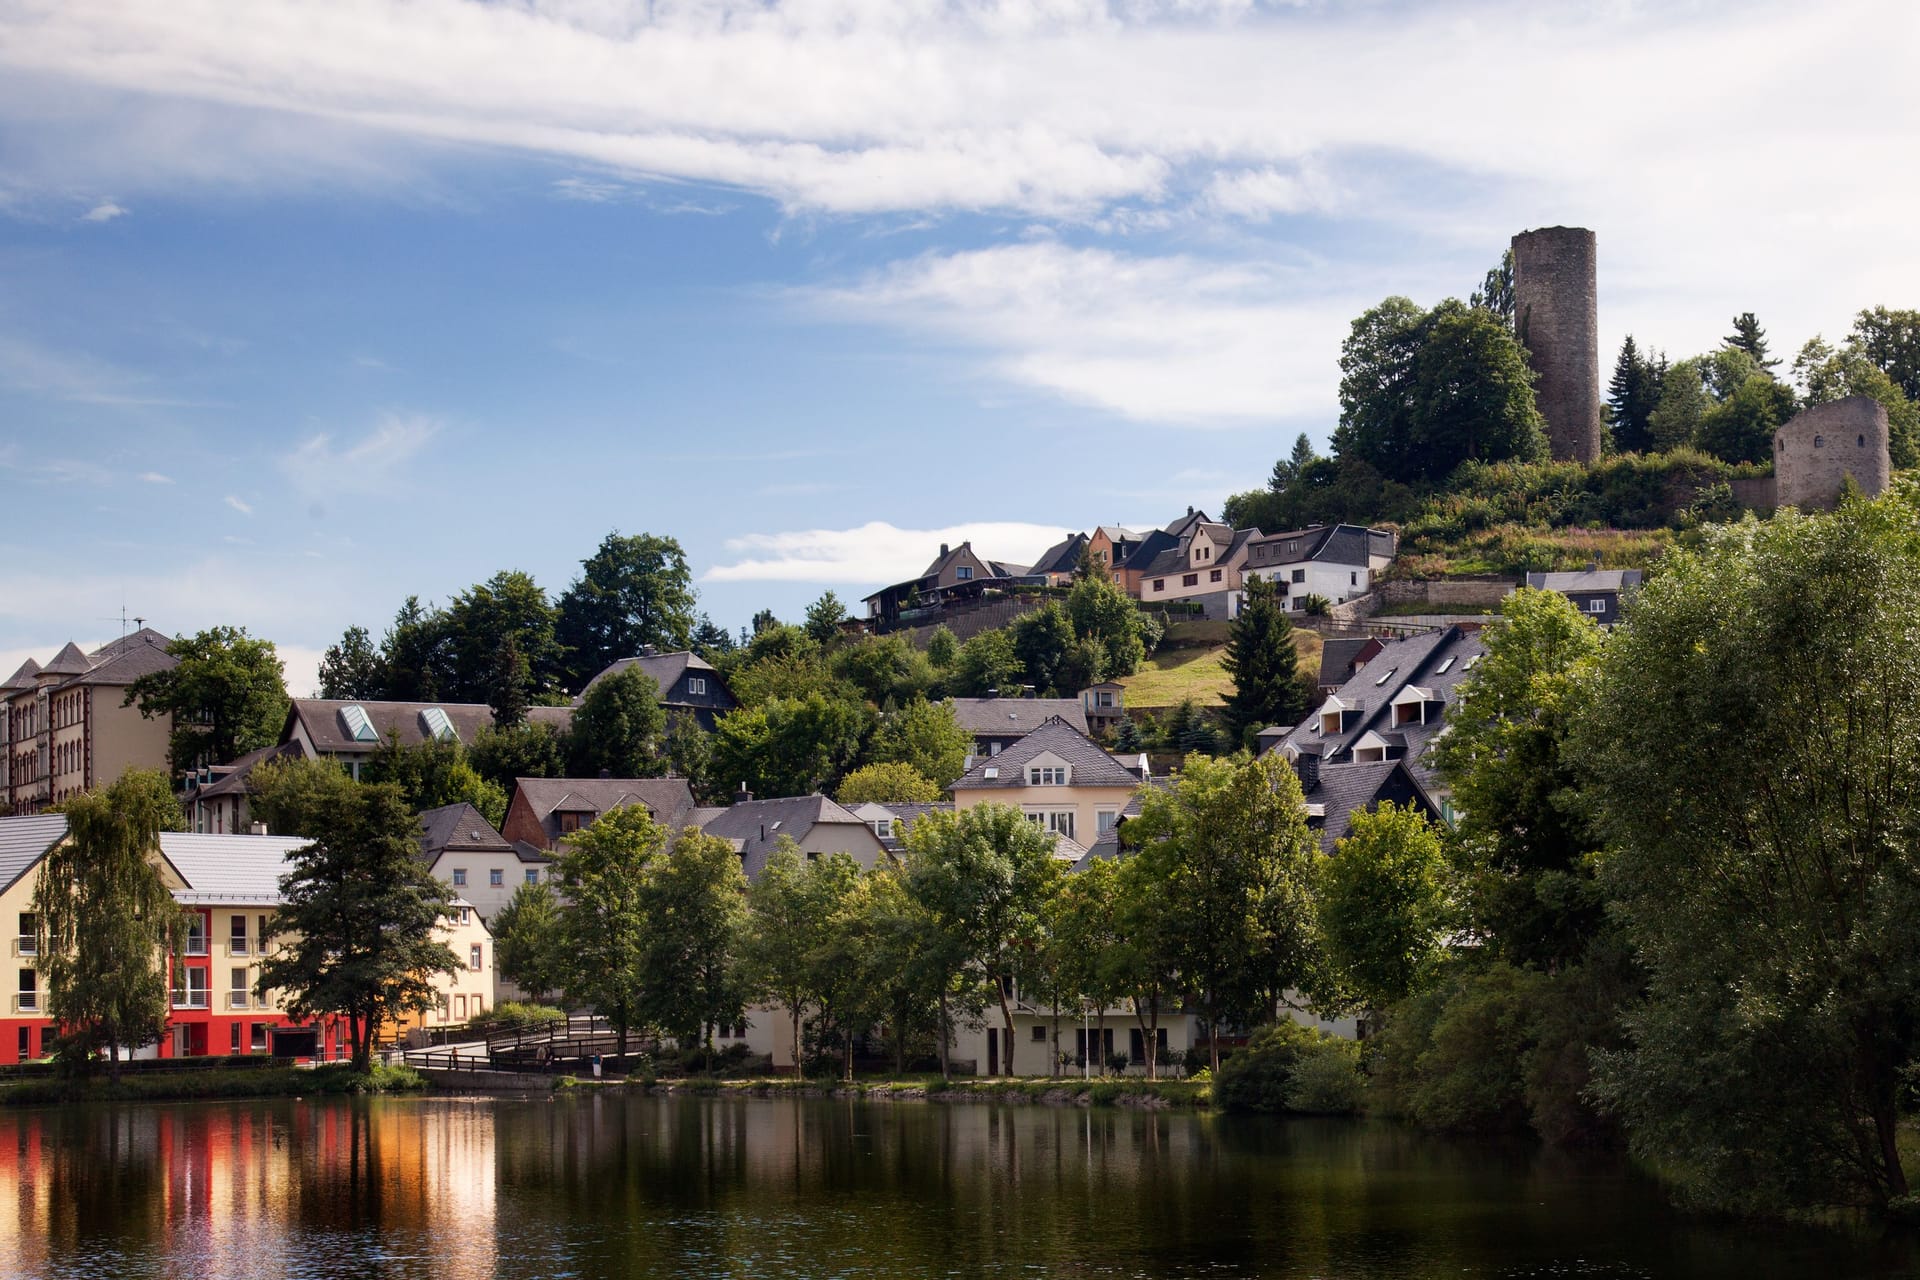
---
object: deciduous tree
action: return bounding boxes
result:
[638,829,749,1060]
[555,532,697,688]
[567,665,666,778]
[125,627,288,774]
[868,698,971,786]
[835,761,942,805]
[1315,802,1450,1013]
[491,880,565,1004]
[552,805,666,1061]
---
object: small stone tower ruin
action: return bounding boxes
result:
[1512,226,1601,463]
[1772,396,1891,510]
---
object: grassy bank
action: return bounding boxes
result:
[555,1073,1213,1110]
[1119,631,1320,709]
[0,1063,427,1107]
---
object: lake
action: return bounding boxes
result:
[0,1092,1909,1278]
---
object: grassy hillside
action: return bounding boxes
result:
[1118,627,1321,708]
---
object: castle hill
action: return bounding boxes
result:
[4,4,1920,1277]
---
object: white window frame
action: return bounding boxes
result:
[688,677,707,695]
[1027,766,1068,786]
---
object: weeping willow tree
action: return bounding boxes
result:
[35,770,186,1081]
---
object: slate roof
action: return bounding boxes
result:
[419,802,514,859]
[846,800,952,853]
[512,777,698,832]
[1525,569,1645,593]
[0,814,68,896]
[1,659,40,691]
[1029,532,1089,577]
[1095,525,1144,543]
[697,794,878,880]
[190,741,306,800]
[159,831,311,905]
[285,699,572,752]
[950,718,1141,791]
[949,697,1090,737]
[72,635,179,686]
[575,650,726,704]
[1318,638,1380,689]
[1300,759,1438,852]
[39,642,92,677]
[1271,625,1485,794]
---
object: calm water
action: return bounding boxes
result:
[0,1093,1910,1279]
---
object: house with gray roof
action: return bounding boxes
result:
[575,648,736,730]
[845,800,952,854]
[1242,524,1397,614]
[1027,532,1090,587]
[1118,508,1261,619]
[419,802,549,923]
[501,776,697,850]
[950,717,1146,852]
[183,741,307,836]
[697,794,887,880]
[1317,637,1385,696]
[1524,568,1645,626]
[1,628,180,814]
[861,540,1041,632]
[949,697,1090,757]
[281,698,572,778]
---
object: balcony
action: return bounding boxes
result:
[10,936,34,957]
[12,993,38,1014]
[170,989,209,1010]
[227,990,250,1011]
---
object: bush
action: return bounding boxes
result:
[462,1001,567,1036]
[1213,1021,1362,1115]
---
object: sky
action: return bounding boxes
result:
[2,0,1917,696]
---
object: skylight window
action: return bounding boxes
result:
[420,707,459,743]
[1435,657,1456,674]
[1464,655,1481,670]
[339,704,378,742]
[1374,668,1397,686]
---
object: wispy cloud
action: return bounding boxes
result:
[225,494,253,515]
[138,471,174,485]
[705,520,1074,586]
[280,411,442,497]
[0,335,220,408]
[80,200,127,222]
[552,176,624,203]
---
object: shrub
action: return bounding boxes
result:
[1214,1020,1362,1115]
[462,1001,566,1036]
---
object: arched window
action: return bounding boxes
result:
[1859,434,1867,447]
[1814,435,1825,448]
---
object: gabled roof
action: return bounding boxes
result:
[1300,759,1438,851]
[1029,532,1089,577]
[419,802,514,859]
[845,800,952,853]
[159,831,312,905]
[948,697,1089,737]
[575,651,726,704]
[39,642,92,677]
[191,741,306,800]
[697,794,877,879]
[1116,528,1177,573]
[1318,638,1381,689]
[0,815,69,896]
[285,699,572,753]
[1525,569,1645,593]
[950,718,1141,790]
[511,776,697,832]
[1095,525,1145,543]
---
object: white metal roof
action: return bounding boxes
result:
[158,831,310,905]
[0,815,68,896]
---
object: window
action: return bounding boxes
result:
[470,944,483,971]
[174,968,208,1009]
[1026,810,1075,839]
[955,566,973,580]
[184,916,207,956]
[489,868,504,887]
[1860,434,1868,447]
[259,915,272,953]
[1153,579,1165,592]
[230,915,248,955]
[457,906,472,925]
[231,967,250,1009]
[558,812,583,834]
[1374,668,1397,686]
[451,868,467,887]
[251,1023,268,1052]
[1031,1024,1047,1042]
[16,912,35,957]
[1351,572,1358,586]
[1028,766,1066,785]
[688,677,707,695]
[525,869,540,885]
[873,818,894,839]
[1210,569,1223,583]
[16,969,37,1013]
[1291,569,1306,583]
[230,1022,242,1054]
[1182,573,1198,587]
[1097,810,1119,834]
[1814,434,1825,448]
[15,1026,26,1059]
[454,994,467,1020]
[1588,598,1607,614]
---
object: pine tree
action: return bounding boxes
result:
[487,634,531,729]
[1220,576,1313,747]
[1724,312,1779,371]
[34,771,186,1080]
[1607,335,1663,454]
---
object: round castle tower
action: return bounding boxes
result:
[1511,226,1601,463]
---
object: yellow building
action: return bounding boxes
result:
[947,717,1147,854]
[1,629,177,814]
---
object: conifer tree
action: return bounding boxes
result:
[1220,576,1313,747]
[1724,312,1779,371]
[1606,335,1663,454]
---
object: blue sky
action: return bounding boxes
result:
[3,0,1917,693]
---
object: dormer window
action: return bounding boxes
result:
[688,677,706,695]
[1029,766,1067,786]
[873,818,894,839]
[1352,731,1392,763]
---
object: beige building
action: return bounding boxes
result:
[1,630,177,814]
[948,718,1146,855]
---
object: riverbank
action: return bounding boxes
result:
[554,1073,1213,1109]
[0,1063,427,1107]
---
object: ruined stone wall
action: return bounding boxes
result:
[1773,396,1891,511]
[1512,226,1601,464]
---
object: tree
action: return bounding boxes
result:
[377,596,452,701]
[1050,855,1126,1074]
[1849,306,1920,403]
[711,693,869,799]
[1220,576,1313,747]
[836,761,942,805]
[857,863,946,1074]
[361,734,508,826]
[1111,824,1183,1080]
[1794,336,1920,469]
[1469,248,1514,327]
[1573,496,1920,1214]
[869,698,971,786]
[248,755,360,838]
[1066,573,1151,677]
[1723,311,1778,370]
[1333,295,1425,480]
[257,782,461,1071]
[690,613,736,663]
[1269,432,1319,493]
[1011,603,1100,697]
[552,805,667,1061]
[800,852,883,1080]
[491,880,565,1003]
[467,722,566,797]
[924,625,960,672]
[1124,753,1320,1071]
[904,805,1060,1077]
[741,841,829,1079]
[638,829,749,1059]
[318,625,383,700]
[486,635,531,729]
[803,592,849,646]
[1697,373,1795,465]
[567,665,666,778]
[663,711,716,801]
[555,532,698,688]
[1431,587,1603,969]
[1646,357,1712,451]
[1606,335,1663,455]
[947,628,1024,697]
[1315,802,1450,1013]
[442,570,564,704]
[832,634,937,706]
[34,770,185,1080]
[125,626,288,774]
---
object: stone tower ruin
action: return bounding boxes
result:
[1511,226,1601,463]
[1772,396,1891,510]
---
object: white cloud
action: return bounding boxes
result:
[704,520,1075,585]
[80,199,126,222]
[138,471,174,484]
[280,411,442,497]
[225,494,253,515]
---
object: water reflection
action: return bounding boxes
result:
[1,1094,1908,1278]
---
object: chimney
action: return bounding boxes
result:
[1292,751,1320,794]
[1585,560,1599,572]
[598,767,611,779]
[1186,505,1194,516]
[940,543,950,557]
[249,821,267,836]
[735,780,753,804]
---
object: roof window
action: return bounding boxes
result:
[1435,657,1455,674]
[339,704,378,742]
[1374,668,1397,686]
[420,707,459,743]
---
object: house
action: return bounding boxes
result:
[695,794,888,880]
[1081,682,1126,736]
[574,649,736,730]
[1026,532,1090,587]
[1269,624,1485,815]
[500,777,697,850]
[1523,568,1644,626]
[281,698,572,779]
[420,802,549,923]
[1293,756,1441,854]
[183,741,306,835]
[1,818,492,1064]
[861,541,1034,632]
[1242,524,1396,613]
[948,717,1144,850]
[1316,637,1384,696]
[844,801,952,854]
[1086,526,1146,580]
[1,629,178,814]
[949,697,1091,758]
[1122,509,1258,618]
